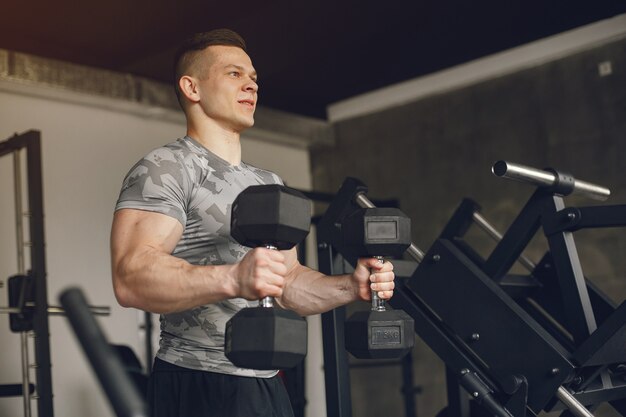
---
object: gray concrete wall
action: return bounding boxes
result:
[311,36,626,417]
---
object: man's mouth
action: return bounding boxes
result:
[238,99,255,107]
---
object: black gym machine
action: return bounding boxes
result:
[317,161,626,417]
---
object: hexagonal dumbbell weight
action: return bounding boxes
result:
[224,184,311,370]
[342,207,415,359]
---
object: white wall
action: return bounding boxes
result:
[0,83,320,417]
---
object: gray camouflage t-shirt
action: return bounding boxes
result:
[115,136,282,378]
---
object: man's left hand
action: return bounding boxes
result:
[352,258,395,302]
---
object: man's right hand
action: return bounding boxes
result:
[230,247,288,300]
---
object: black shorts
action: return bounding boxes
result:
[148,357,295,417]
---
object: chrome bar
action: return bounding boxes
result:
[492,161,610,201]
[556,386,595,417]
[406,244,425,263]
[0,306,21,314]
[354,192,376,209]
[0,304,111,316]
[47,305,111,316]
[471,211,536,272]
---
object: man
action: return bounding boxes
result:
[110,29,396,417]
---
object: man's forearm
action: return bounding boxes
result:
[277,265,358,316]
[113,247,237,314]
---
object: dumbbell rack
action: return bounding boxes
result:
[0,130,54,417]
[318,163,626,417]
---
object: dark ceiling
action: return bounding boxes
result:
[1,1,625,118]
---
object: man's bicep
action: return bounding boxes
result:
[111,208,184,258]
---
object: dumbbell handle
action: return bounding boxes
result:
[371,256,386,311]
[260,244,279,308]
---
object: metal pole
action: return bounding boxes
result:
[25,131,54,417]
[0,305,110,315]
[318,243,353,417]
[556,386,595,417]
[14,149,32,417]
[14,150,25,274]
[472,211,536,272]
[492,161,610,201]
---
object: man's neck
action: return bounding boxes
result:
[187,119,243,166]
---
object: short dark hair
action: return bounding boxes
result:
[173,29,247,109]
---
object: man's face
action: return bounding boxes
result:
[194,45,258,132]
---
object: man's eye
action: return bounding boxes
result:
[229,71,240,77]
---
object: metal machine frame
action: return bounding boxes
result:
[318,161,626,417]
[0,130,53,417]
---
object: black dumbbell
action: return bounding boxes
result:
[342,207,415,359]
[224,184,310,370]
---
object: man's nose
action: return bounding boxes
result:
[244,79,258,93]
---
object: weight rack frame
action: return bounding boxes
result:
[0,130,54,417]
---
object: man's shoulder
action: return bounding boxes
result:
[138,137,181,158]
[160,137,199,157]
[138,137,204,165]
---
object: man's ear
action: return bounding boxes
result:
[179,75,200,103]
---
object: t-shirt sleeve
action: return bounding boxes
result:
[115,147,189,226]
[272,172,284,186]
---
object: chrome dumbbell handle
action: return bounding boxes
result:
[370,256,386,311]
[260,244,279,308]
